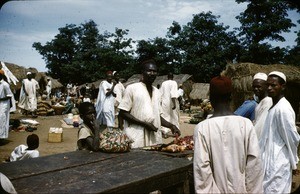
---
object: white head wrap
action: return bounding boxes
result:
[253,72,267,81]
[26,72,32,75]
[268,71,286,82]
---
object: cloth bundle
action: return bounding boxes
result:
[99,128,132,153]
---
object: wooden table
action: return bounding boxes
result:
[0,149,193,193]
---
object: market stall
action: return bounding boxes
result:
[0,149,193,193]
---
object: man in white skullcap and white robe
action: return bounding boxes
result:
[18,72,39,117]
[259,71,300,193]
[252,72,272,139]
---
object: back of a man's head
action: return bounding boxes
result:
[27,134,39,150]
[210,76,232,102]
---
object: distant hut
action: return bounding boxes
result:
[35,72,63,95]
[1,62,63,99]
[189,83,210,105]
[222,63,300,119]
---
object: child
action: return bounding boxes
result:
[10,134,39,162]
[77,102,101,151]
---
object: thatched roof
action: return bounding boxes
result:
[222,63,300,116]
[189,83,210,100]
[36,72,63,89]
[1,62,63,91]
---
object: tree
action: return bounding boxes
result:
[235,0,296,64]
[136,37,173,75]
[167,12,240,82]
[33,20,136,84]
[33,24,80,83]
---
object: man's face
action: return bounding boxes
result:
[252,79,267,99]
[143,63,157,84]
[106,73,113,83]
[82,106,96,123]
[267,76,284,98]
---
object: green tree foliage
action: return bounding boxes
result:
[284,19,300,66]
[235,0,296,64]
[33,24,80,83]
[136,37,174,75]
[33,20,135,85]
[166,12,240,82]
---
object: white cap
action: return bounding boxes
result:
[253,72,267,81]
[26,72,32,75]
[268,71,286,82]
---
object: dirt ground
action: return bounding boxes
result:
[0,109,299,192]
[0,110,194,160]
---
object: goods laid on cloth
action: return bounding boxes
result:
[16,119,40,132]
[143,135,194,153]
[99,128,132,153]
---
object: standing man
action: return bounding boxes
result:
[259,71,300,193]
[177,84,184,110]
[95,71,116,130]
[18,72,39,117]
[46,77,52,100]
[160,72,180,138]
[66,81,72,97]
[193,75,263,193]
[118,59,181,148]
[113,71,125,129]
[252,72,272,139]
[0,70,13,140]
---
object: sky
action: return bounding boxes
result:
[0,0,299,72]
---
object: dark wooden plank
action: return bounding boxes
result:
[8,150,192,193]
[0,150,125,180]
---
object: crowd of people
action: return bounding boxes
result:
[0,59,299,193]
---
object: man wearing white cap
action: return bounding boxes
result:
[252,72,272,139]
[18,72,39,117]
[46,77,52,100]
[259,71,300,193]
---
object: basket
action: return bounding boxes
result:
[52,106,65,115]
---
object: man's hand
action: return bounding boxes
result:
[170,125,181,136]
[144,122,158,132]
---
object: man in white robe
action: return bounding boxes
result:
[160,72,180,137]
[95,71,116,129]
[252,72,273,139]
[18,72,39,117]
[46,77,52,100]
[113,71,125,129]
[259,71,300,193]
[118,59,181,148]
[0,70,13,139]
[193,75,263,193]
